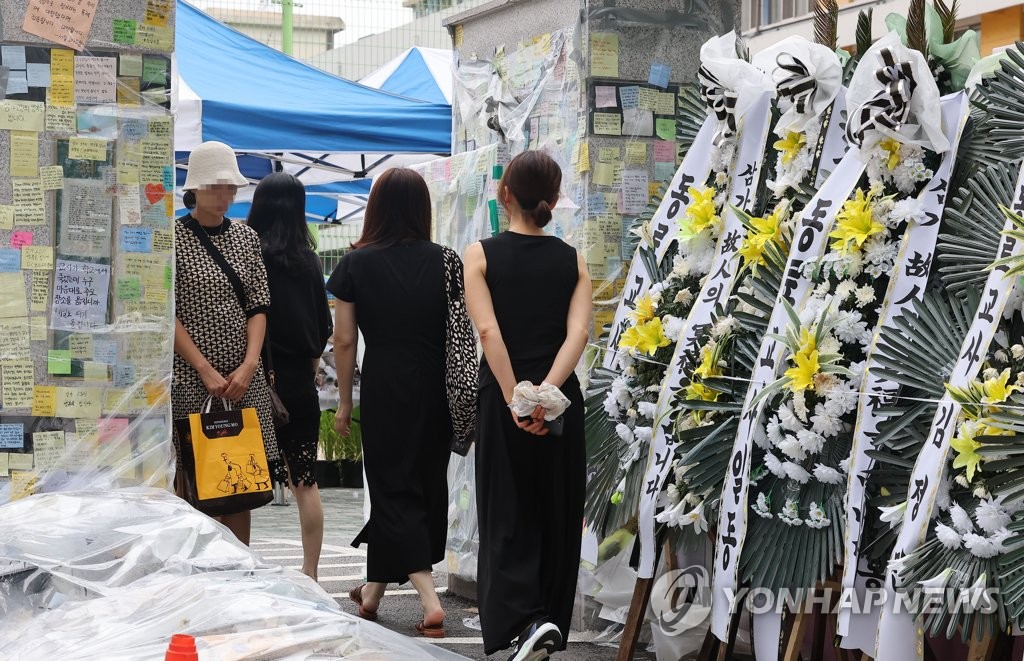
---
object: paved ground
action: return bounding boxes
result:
[252,487,657,660]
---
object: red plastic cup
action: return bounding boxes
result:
[165,633,199,661]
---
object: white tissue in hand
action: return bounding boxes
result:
[509,381,571,420]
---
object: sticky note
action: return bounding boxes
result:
[593,112,621,136]
[594,162,615,187]
[74,56,117,104]
[10,130,39,177]
[10,231,32,248]
[0,273,27,317]
[112,364,135,388]
[46,105,76,133]
[21,246,52,270]
[83,361,108,381]
[152,229,172,253]
[32,385,56,417]
[655,161,676,181]
[0,100,45,131]
[68,333,92,358]
[29,315,46,341]
[91,339,117,365]
[50,260,111,332]
[591,33,619,78]
[69,137,108,160]
[116,277,141,301]
[0,453,8,477]
[653,140,676,163]
[148,116,171,140]
[649,62,671,89]
[626,142,647,165]
[656,92,675,116]
[0,423,24,449]
[49,50,75,107]
[30,275,49,312]
[145,0,173,27]
[142,57,168,86]
[120,227,153,253]
[113,19,137,44]
[32,431,65,471]
[40,165,64,190]
[656,118,676,141]
[619,86,639,109]
[1,46,26,70]
[8,452,32,471]
[22,0,99,51]
[9,470,36,500]
[119,188,142,225]
[55,387,103,418]
[623,108,654,137]
[26,63,50,88]
[6,70,28,96]
[595,85,617,108]
[13,179,44,225]
[119,54,143,78]
[1,361,33,409]
[117,76,141,107]
[48,349,72,374]
[0,206,13,230]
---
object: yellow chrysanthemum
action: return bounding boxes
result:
[774,131,806,166]
[828,188,885,255]
[619,317,670,356]
[982,369,1018,406]
[680,186,720,240]
[627,293,656,325]
[738,205,786,268]
[785,348,820,392]
[879,137,901,171]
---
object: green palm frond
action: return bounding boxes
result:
[964,43,1024,164]
[937,162,1018,295]
[676,83,706,157]
[585,368,642,536]
[986,205,1024,277]
[855,8,873,57]
[814,0,839,50]
[906,0,928,58]
[934,0,959,44]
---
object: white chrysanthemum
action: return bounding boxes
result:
[950,503,975,534]
[615,423,634,443]
[805,502,830,529]
[782,462,811,483]
[819,335,841,356]
[714,170,729,186]
[753,422,772,450]
[813,464,843,484]
[604,391,621,418]
[994,349,1009,364]
[712,316,736,339]
[797,428,826,454]
[662,315,685,342]
[637,401,657,420]
[764,452,786,478]
[976,498,1012,534]
[810,404,843,438]
[964,532,1002,558]
[863,237,894,266]
[1004,285,1024,320]
[834,279,856,301]
[766,415,786,446]
[982,367,999,381]
[935,471,952,511]
[865,263,884,279]
[973,485,991,500]
[673,260,693,279]
[664,483,681,506]
[822,379,859,416]
[935,522,962,550]
[673,463,688,483]
[687,232,718,274]
[889,197,926,225]
[838,454,852,474]
[1012,344,1024,360]
[633,426,653,443]
[674,288,694,305]
[778,434,806,461]
[753,492,772,518]
[834,310,868,346]
[793,389,809,422]
[779,498,803,526]
[627,407,638,419]
[778,404,803,432]
[855,286,876,307]
[836,249,863,278]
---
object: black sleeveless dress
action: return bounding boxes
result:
[326,241,451,583]
[475,231,586,654]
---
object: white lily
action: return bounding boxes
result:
[878,502,907,529]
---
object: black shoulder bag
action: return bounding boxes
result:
[183,217,290,429]
[441,246,479,455]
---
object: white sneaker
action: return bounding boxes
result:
[507,621,562,661]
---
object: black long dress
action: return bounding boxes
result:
[475,231,586,655]
[326,241,450,583]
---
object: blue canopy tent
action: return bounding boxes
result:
[360,47,454,106]
[173,0,452,221]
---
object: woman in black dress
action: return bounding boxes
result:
[247,173,333,580]
[465,151,592,660]
[326,168,455,637]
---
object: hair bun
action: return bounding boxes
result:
[532,199,553,228]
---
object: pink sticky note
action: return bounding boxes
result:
[653,140,676,163]
[11,231,32,248]
[595,85,617,108]
[97,417,129,443]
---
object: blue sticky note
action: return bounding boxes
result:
[655,161,676,182]
[588,193,607,216]
[92,340,118,365]
[0,248,20,272]
[113,364,136,388]
[0,423,24,449]
[122,117,147,142]
[162,166,174,191]
[121,227,153,253]
[648,62,671,89]
[619,85,640,109]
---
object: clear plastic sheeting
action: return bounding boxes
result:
[0,489,468,661]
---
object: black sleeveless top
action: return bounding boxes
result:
[479,231,579,387]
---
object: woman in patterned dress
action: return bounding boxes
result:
[172,141,287,545]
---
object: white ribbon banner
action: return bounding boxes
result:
[838,92,968,647]
[874,161,1024,661]
[710,146,867,640]
[815,90,848,189]
[603,118,716,369]
[637,92,774,579]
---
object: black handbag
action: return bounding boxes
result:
[183,217,289,429]
[441,246,479,455]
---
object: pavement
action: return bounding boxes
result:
[251,487,657,661]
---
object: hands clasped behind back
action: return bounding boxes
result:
[507,381,572,437]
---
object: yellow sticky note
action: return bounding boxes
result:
[83,361,109,382]
[32,386,57,417]
[55,387,104,419]
[8,452,33,471]
[20,246,53,271]
[576,140,590,173]
[594,162,615,187]
[0,318,30,361]
[136,24,174,51]
[626,142,647,165]
[598,147,620,163]
[117,76,141,107]
[656,92,675,116]
[0,101,46,132]
[30,276,48,312]
[46,105,77,133]
[68,333,92,358]
[147,116,172,141]
[152,229,173,253]
[29,315,46,342]
[1,361,34,410]
[591,33,619,78]
[13,179,45,225]
[638,88,657,112]
[32,431,65,471]
[0,205,13,230]
[454,24,464,48]
[50,50,75,108]
[9,470,36,501]
[0,453,8,478]
[120,54,143,77]
[69,137,109,161]
[10,131,39,177]
[40,165,64,190]
[0,273,27,319]
[593,113,622,136]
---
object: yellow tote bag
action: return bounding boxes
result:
[176,398,273,515]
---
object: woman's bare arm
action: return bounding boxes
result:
[464,242,518,404]
[333,300,358,435]
[543,251,592,388]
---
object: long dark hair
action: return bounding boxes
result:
[353,168,431,249]
[247,172,315,270]
[499,150,561,228]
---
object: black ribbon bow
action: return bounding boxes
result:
[698,65,738,147]
[775,53,817,116]
[846,48,917,148]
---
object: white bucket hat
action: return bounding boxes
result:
[182,141,248,190]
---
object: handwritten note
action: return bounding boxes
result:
[119,54,143,78]
[23,0,100,51]
[0,206,13,230]
[0,453,7,478]
[40,165,65,190]
[649,62,671,89]
[594,162,615,187]
[32,385,56,417]
[595,85,617,108]
[0,249,20,272]
[626,142,647,165]
[55,386,103,418]
[32,431,65,471]
[27,63,50,88]
[49,50,75,107]
[46,105,76,133]
[152,229,172,253]
[10,231,32,248]
[59,179,112,259]
[0,273,27,318]
[2,46,26,69]
[51,260,111,332]
[91,339,116,365]
[0,423,24,449]
[0,100,45,131]
[118,187,142,225]
[68,333,92,358]
[117,76,141,107]
[653,140,676,163]
[619,86,639,109]
[31,276,49,312]
[656,92,675,116]
[74,56,116,103]
[120,227,153,253]
[137,25,173,52]
[655,118,676,141]
[0,318,29,361]
[21,246,53,271]
[1,361,33,409]
[591,33,619,78]
[13,179,45,225]
[620,170,650,214]
[113,19,137,45]
[11,131,39,177]
[69,136,108,160]
[593,112,622,136]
